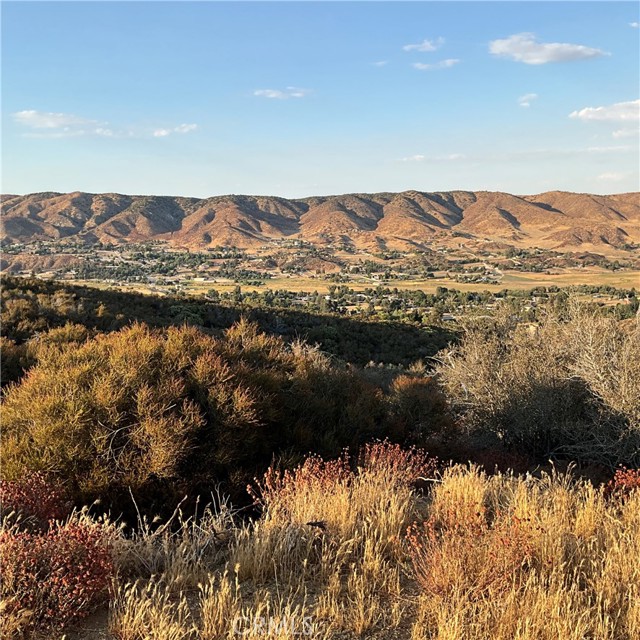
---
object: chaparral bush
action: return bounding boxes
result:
[0,518,114,635]
[1,320,448,516]
[435,302,640,467]
[0,472,72,530]
[605,466,640,500]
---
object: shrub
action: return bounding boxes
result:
[387,374,456,442]
[605,467,640,500]
[435,302,640,466]
[1,321,427,516]
[0,519,114,634]
[407,510,536,599]
[240,440,437,583]
[0,472,72,530]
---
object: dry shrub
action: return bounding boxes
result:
[232,442,434,635]
[408,507,536,600]
[388,374,456,441]
[605,466,640,500]
[1,320,393,515]
[436,301,640,466]
[107,451,639,640]
[113,494,236,587]
[248,441,434,545]
[0,472,72,530]
[0,517,114,635]
[110,443,428,639]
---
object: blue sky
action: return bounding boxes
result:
[2,1,639,197]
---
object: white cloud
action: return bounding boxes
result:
[612,127,640,139]
[254,89,288,99]
[153,124,198,137]
[22,130,88,139]
[489,33,608,64]
[372,60,388,67]
[94,128,114,137]
[569,99,640,122]
[400,152,465,162]
[630,22,639,28]
[413,59,460,70]
[254,87,311,99]
[12,109,97,129]
[586,145,632,153]
[13,109,198,139]
[400,146,631,165]
[597,172,630,182]
[174,123,198,134]
[13,109,113,139]
[287,87,310,98]
[518,93,538,108]
[403,37,444,52]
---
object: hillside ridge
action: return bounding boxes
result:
[2,189,639,253]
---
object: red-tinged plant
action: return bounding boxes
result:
[358,440,437,487]
[0,520,114,634]
[407,510,536,600]
[605,466,640,500]
[249,441,437,515]
[248,451,353,511]
[0,472,72,529]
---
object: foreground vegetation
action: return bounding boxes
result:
[1,276,639,638]
[2,319,452,516]
[2,445,639,639]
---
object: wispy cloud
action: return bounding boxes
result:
[569,99,640,122]
[13,110,99,129]
[413,59,460,71]
[612,127,640,139]
[630,22,639,28]
[153,124,198,137]
[586,145,633,153]
[597,171,631,182]
[372,60,388,67]
[174,123,198,133]
[489,33,608,64]
[518,93,538,108]
[254,87,311,99]
[400,146,631,164]
[400,152,465,162]
[403,37,444,52]
[13,109,198,139]
[13,109,115,139]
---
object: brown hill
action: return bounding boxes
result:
[2,190,639,253]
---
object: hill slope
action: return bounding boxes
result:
[2,189,639,253]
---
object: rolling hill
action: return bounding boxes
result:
[2,189,639,254]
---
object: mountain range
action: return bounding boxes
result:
[2,190,639,254]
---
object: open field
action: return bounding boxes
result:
[68,266,639,297]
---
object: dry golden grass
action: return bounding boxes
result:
[103,444,639,640]
[409,466,640,639]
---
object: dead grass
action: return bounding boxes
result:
[4,445,637,639]
[101,445,639,640]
